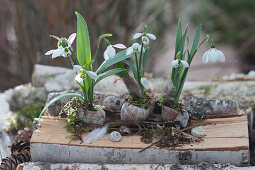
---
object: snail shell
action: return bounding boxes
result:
[78,105,106,125]
[191,126,206,137]
[119,126,131,135]
[120,102,153,123]
[102,95,125,111]
[109,131,122,142]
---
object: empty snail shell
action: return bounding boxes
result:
[102,95,125,111]
[191,126,205,137]
[109,131,122,142]
[119,126,131,135]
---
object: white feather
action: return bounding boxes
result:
[83,124,109,144]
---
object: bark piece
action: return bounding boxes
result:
[183,96,239,117]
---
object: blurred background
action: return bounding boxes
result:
[0,0,255,91]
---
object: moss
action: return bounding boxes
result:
[128,92,151,108]
[8,102,45,134]
[158,96,184,114]
[60,97,86,134]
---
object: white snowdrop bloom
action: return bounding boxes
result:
[103,44,127,60]
[86,71,98,80]
[133,32,156,45]
[202,48,225,64]
[73,65,83,72]
[75,73,84,84]
[171,59,189,68]
[45,33,76,58]
[126,43,145,55]
[73,65,84,84]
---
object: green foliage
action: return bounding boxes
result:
[171,20,208,103]
[96,50,133,75]
[39,93,84,119]
[190,0,255,61]
[8,102,44,133]
[75,11,92,68]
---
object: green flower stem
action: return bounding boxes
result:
[67,54,74,67]
[70,46,79,65]
[92,39,101,72]
[134,52,140,80]
[139,43,144,74]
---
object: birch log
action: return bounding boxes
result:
[183,96,239,117]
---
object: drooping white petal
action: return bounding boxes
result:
[73,65,83,72]
[216,50,225,62]
[45,49,56,55]
[207,49,218,63]
[126,47,134,55]
[146,33,156,40]
[106,45,116,59]
[103,49,109,60]
[171,59,179,68]
[142,36,149,45]
[113,43,126,49]
[52,48,63,58]
[75,73,84,84]
[202,50,210,64]
[67,33,76,47]
[180,60,189,67]
[86,71,98,80]
[133,33,142,39]
[132,43,141,51]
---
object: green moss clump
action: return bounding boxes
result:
[8,102,45,134]
[158,96,184,114]
[128,93,151,108]
[60,97,86,134]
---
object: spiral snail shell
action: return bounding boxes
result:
[191,126,206,137]
[109,131,122,142]
[78,105,106,125]
[120,102,153,123]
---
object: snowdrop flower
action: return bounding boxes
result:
[202,48,225,64]
[104,44,126,60]
[126,43,145,55]
[133,32,156,45]
[86,71,98,80]
[171,59,189,68]
[73,65,85,84]
[45,33,76,58]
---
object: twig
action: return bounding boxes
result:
[139,135,164,153]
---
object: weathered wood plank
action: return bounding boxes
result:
[30,115,249,166]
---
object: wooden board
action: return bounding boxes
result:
[30,115,250,166]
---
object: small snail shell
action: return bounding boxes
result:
[191,126,205,137]
[102,95,125,111]
[119,126,131,135]
[109,131,122,142]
